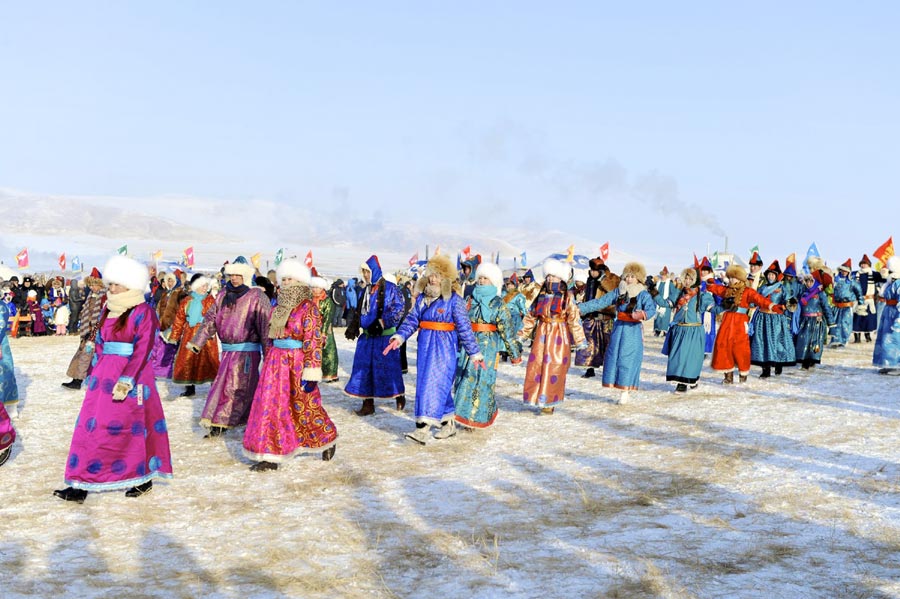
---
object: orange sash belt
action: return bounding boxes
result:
[833,301,854,308]
[539,317,566,323]
[616,312,642,323]
[471,323,498,332]
[420,321,455,331]
[885,299,898,306]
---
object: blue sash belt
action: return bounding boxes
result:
[103,342,134,357]
[221,342,262,353]
[273,339,303,349]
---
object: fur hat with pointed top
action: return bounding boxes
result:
[764,260,781,276]
[859,254,872,267]
[749,251,763,266]
[838,258,852,272]
[621,262,647,282]
[103,255,150,291]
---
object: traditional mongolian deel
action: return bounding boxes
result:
[662,269,715,387]
[0,301,19,406]
[169,290,220,386]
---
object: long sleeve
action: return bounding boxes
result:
[578,288,619,315]
[451,295,482,358]
[295,301,323,381]
[494,299,522,359]
[189,293,220,348]
[168,297,189,343]
[565,300,586,346]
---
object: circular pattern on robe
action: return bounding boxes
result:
[68,454,79,469]
[534,374,542,383]
[148,456,162,471]
[543,354,550,363]
[101,378,116,394]
[111,460,127,474]
[550,375,559,384]
[153,419,168,434]
[562,355,569,364]
[86,376,99,391]
[0,433,11,445]
[85,417,98,433]
[107,421,124,436]
[131,422,146,437]
[87,459,103,474]
[556,336,563,345]
[136,463,147,476]
[528,353,536,363]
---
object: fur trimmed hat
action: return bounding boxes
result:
[189,273,213,293]
[225,256,258,284]
[84,266,104,287]
[310,276,329,290]
[475,262,504,294]
[415,254,459,300]
[573,269,588,284]
[275,259,311,286]
[659,266,669,276]
[764,260,781,275]
[838,258,852,272]
[680,267,700,288]
[749,251,763,266]
[621,262,647,282]
[807,256,825,272]
[859,254,872,267]
[887,256,900,275]
[542,259,571,282]
[103,255,150,291]
[726,264,748,282]
[589,257,605,271]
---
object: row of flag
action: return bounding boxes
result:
[407,242,612,268]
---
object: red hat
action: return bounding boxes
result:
[812,268,833,287]
[764,260,781,275]
[749,251,763,266]
[699,256,713,271]
[659,266,669,276]
[310,267,319,277]
[90,267,102,279]
[508,272,519,286]
[839,259,852,272]
[859,254,871,266]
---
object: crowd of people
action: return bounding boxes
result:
[1,247,898,502]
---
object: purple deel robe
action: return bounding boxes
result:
[64,303,173,490]
[191,286,272,428]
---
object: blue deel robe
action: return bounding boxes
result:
[663,288,714,385]
[794,284,834,365]
[343,257,406,400]
[502,291,527,338]
[653,279,677,333]
[0,302,19,406]
[750,281,796,367]
[853,269,880,334]
[830,275,863,346]
[873,279,900,368]
[579,287,658,390]
[395,292,481,426]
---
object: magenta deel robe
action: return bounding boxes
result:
[64,303,173,491]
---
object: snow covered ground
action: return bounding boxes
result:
[2,328,899,598]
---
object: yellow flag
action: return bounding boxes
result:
[434,245,441,256]
[250,253,262,269]
[152,250,163,261]
[565,244,575,263]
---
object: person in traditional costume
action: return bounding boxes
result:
[188,256,272,438]
[0,400,14,467]
[852,254,882,343]
[310,274,339,383]
[385,254,483,443]
[53,255,173,503]
[698,257,720,355]
[577,262,655,403]
[343,255,406,415]
[794,265,835,370]
[662,267,714,392]
[519,259,587,412]
[26,291,47,336]
[167,274,219,398]
[62,269,107,390]
[704,264,784,383]
[149,272,184,379]
[747,251,764,290]
[451,263,520,430]
[243,260,338,470]
[781,258,802,327]
[830,259,863,348]
[873,256,900,374]
[575,258,616,379]
[749,261,796,378]
[0,284,19,407]
[653,266,676,337]
[519,269,542,304]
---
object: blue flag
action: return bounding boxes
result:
[803,242,820,274]
[520,251,527,267]
[71,256,81,272]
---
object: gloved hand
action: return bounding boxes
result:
[300,380,317,393]
[112,381,133,401]
[703,312,712,334]
[187,343,201,354]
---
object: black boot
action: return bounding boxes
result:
[250,461,278,472]
[53,487,88,503]
[355,398,375,416]
[723,372,734,384]
[581,368,595,379]
[759,366,771,379]
[203,426,226,439]
[322,445,336,461]
[179,385,196,397]
[865,332,872,342]
[853,332,861,343]
[124,481,152,497]
[0,446,10,467]
[774,365,783,375]
[675,383,688,393]
[395,395,406,411]
[61,379,83,390]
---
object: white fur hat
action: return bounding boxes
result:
[189,275,213,293]
[275,259,311,286]
[475,262,504,295]
[888,256,900,275]
[573,269,588,284]
[542,259,572,282]
[310,276,329,290]
[103,255,150,291]
[224,256,257,284]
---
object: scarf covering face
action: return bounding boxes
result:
[223,281,250,308]
[472,284,498,321]
[800,281,822,306]
[106,288,145,318]
[186,290,207,327]
[268,284,310,339]
[533,282,567,316]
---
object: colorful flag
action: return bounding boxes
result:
[462,245,471,259]
[117,245,128,256]
[152,249,163,261]
[711,251,720,268]
[408,252,418,267]
[565,244,575,263]
[520,251,527,267]
[873,236,895,264]
[803,242,820,273]
[434,245,441,256]
[599,242,610,262]
[59,253,66,271]
[71,256,82,272]
[16,248,29,269]
[183,246,195,268]
[693,253,700,268]
[304,250,313,268]
[250,253,262,269]
[275,248,284,266]
[749,244,759,255]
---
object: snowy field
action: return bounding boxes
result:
[2,328,899,599]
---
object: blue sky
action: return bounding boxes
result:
[1,2,897,267]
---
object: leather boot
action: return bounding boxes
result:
[395,395,406,411]
[124,481,153,497]
[53,487,88,503]
[853,332,861,343]
[739,374,747,383]
[675,383,687,393]
[581,368,595,379]
[0,446,10,467]
[179,385,196,397]
[355,398,375,416]
[322,445,336,461]
[774,365,783,375]
[759,366,771,379]
[723,372,734,384]
[61,379,83,390]
[865,332,872,342]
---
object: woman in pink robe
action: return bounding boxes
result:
[54,255,173,503]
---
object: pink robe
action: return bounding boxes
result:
[243,299,337,461]
[63,303,173,490]
[0,401,15,455]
